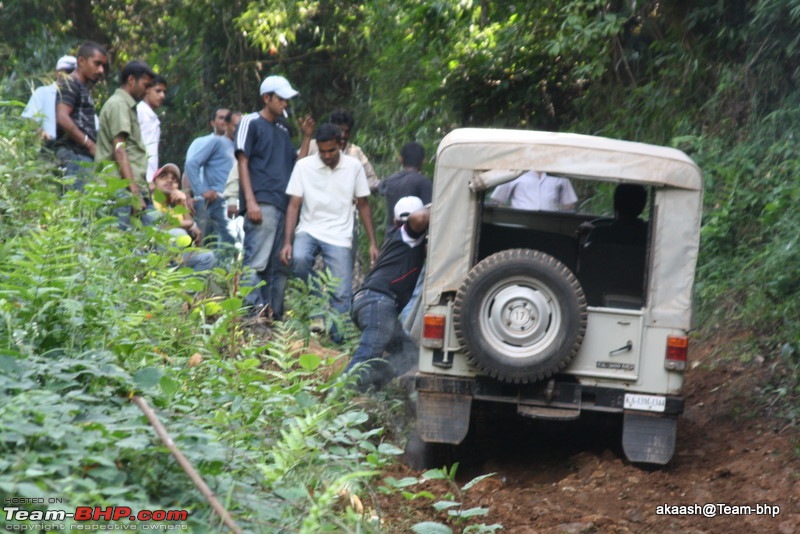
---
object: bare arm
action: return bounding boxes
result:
[237,152,262,224]
[280,195,303,265]
[356,196,380,263]
[112,135,145,211]
[296,114,315,159]
[56,103,96,156]
[407,207,431,235]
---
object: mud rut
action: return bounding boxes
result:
[377,342,800,533]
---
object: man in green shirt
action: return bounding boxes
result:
[96,60,155,222]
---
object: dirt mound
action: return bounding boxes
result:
[376,339,800,533]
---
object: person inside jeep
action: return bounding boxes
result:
[488,170,578,211]
[581,183,648,247]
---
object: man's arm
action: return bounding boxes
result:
[56,103,96,156]
[356,196,380,264]
[112,135,145,211]
[186,137,219,202]
[407,206,431,235]
[279,195,303,265]
[559,178,578,211]
[237,152,261,223]
[353,146,380,193]
[296,114,315,159]
[223,165,239,218]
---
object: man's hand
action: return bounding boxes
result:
[369,244,379,265]
[202,190,219,203]
[169,190,188,205]
[246,200,262,223]
[299,114,316,138]
[227,204,237,219]
[190,224,203,245]
[279,243,293,266]
[130,184,146,213]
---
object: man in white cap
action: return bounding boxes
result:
[347,196,429,391]
[22,55,77,142]
[236,75,314,319]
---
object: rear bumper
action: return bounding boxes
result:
[415,373,685,416]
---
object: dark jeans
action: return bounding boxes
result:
[347,289,418,387]
[56,146,93,191]
[193,195,237,249]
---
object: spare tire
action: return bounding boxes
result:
[453,249,587,383]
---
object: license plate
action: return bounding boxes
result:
[624,393,666,412]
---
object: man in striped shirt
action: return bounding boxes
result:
[235,75,313,319]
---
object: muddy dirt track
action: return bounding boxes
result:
[376,340,800,533]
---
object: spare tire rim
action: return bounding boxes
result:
[480,275,561,358]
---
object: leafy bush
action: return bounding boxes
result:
[0,110,419,531]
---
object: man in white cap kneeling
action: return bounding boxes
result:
[347,196,429,391]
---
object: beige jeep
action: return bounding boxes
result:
[413,128,702,465]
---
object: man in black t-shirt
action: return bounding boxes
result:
[378,142,432,232]
[348,197,429,391]
[235,75,314,318]
[55,42,108,189]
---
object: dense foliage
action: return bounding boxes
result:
[0,108,506,531]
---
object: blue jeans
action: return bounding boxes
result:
[347,289,418,380]
[114,193,155,231]
[193,196,236,249]
[291,232,353,317]
[242,204,288,317]
[56,147,93,191]
[167,228,216,271]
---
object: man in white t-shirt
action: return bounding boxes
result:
[490,170,578,211]
[280,123,379,338]
[22,55,76,141]
[136,74,166,185]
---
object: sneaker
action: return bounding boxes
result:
[310,316,325,334]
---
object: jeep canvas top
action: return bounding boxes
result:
[414,128,703,465]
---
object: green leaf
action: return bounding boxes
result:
[378,443,405,455]
[219,297,243,311]
[461,472,496,491]
[383,476,420,489]
[432,500,461,512]
[297,353,322,371]
[159,375,180,396]
[411,522,452,534]
[448,507,489,518]
[133,367,162,388]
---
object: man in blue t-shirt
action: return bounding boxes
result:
[235,75,313,318]
[186,109,240,249]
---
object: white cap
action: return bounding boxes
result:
[259,75,299,99]
[394,196,424,223]
[56,55,77,72]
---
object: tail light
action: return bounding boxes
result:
[422,314,446,349]
[665,335,688,371]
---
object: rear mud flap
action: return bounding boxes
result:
[416,391,472,445]
[622,412,677,465]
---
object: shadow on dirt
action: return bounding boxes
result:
[406,400,627,483]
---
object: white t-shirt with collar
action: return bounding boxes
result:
[490,171,578,211]
[286,152,370,248]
